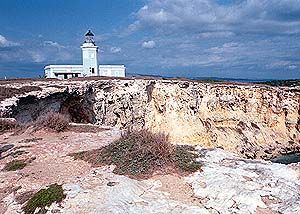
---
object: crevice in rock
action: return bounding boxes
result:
[11,92,70,123]
[296,105,300,132]
[146,81,155,103]
[60,87,96,124]
[11,88,96,124]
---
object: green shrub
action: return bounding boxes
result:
[174,145,202,173]
[71,129,201,178]
[260,79,300,87]
[23,184,65,214]
[3,159,27,171]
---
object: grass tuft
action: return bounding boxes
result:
[71,129,201,179]
[0,86,42,101]
[32,112,69,132]
[23,184,65,214]
[0,119,18,133]
[3,159,27,171]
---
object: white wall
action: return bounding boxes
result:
[44,65,83,79]
[81,43,98,77]
[99,65,126,77]
[44,64,126,79]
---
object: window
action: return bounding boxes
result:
[75,74,78,77]
[90,67,95,74]
[64,74,68,79]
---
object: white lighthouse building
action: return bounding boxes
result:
[44,30,125,79]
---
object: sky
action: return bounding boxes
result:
[0,0,300,80]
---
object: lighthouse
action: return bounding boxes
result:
[81,30,98,77]
[44,30,125,79]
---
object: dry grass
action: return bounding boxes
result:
[15,191,35,205]
[68,124,109,133]
[0,86,42,101]
[32,112,70,132]
[0,119,18,133]
[71,129,201,179]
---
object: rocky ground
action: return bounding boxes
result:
[0,127,299,214]
[0,78,299,213]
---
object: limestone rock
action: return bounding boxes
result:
[0,79,299,159]
[186,148,300,214]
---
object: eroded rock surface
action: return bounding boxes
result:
[187,148,300,214]
[0,78,299,159]
[52,153,300,214]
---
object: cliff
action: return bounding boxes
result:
[1,78,299,159]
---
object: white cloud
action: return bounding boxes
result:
[266,60,300,72]
[132,0,300,35]
[94,34,110,42]
[208,42,240,54]
[288,65,297,70]
[110,47,122,53]
[124,21,141,35]
[43,40,65,49]
[29,51,46,63]
[0,35,19,47]
[198,31,235,38]
[142,40,156,49]
[267,61,291,68]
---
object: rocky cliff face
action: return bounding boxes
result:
[1,78,299,159]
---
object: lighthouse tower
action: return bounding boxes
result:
[44,30,125,79]
[81,30,98,77]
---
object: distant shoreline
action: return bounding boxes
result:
[0,75,299,87]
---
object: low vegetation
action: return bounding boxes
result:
[1,112,70,134]
[260,79,300,87]
[0,119,18,133]
[32,112,70,132]
[15,191,35,205]
[68,124,109,133]
[23,184,65,214]
[174,145,202,173]
[3,159,27,171]
[0,86,42,101]
[71,129,201,179]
